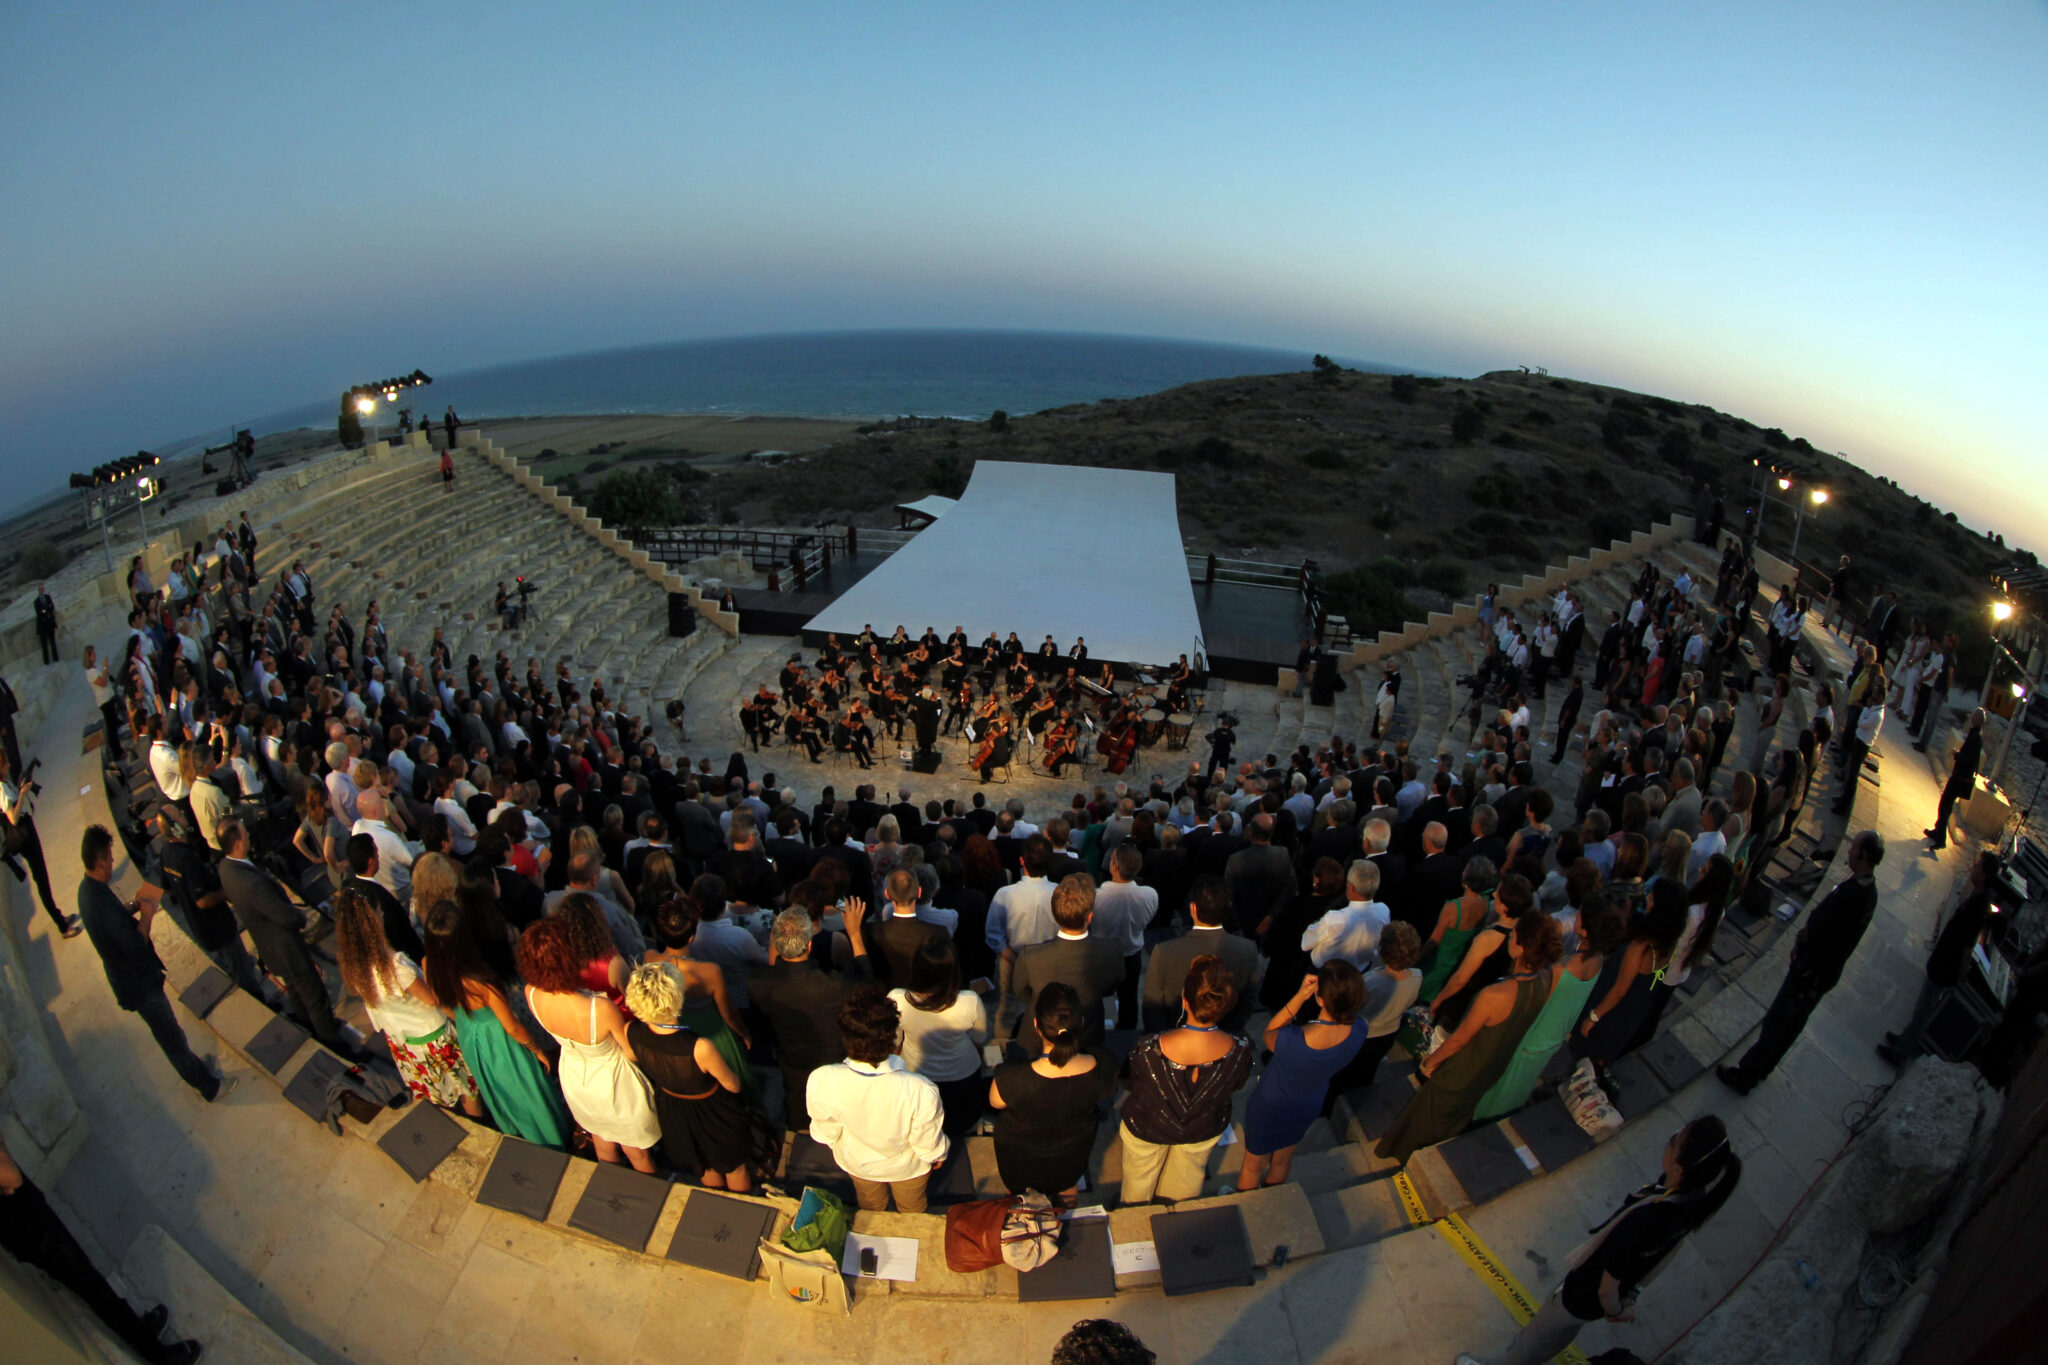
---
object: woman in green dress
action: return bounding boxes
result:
[1376,913,1562,1164]
[1419,856,1499,1003]
[642,894,760,1106]
[421,903,571,1148]
[1474,895,1627,1121]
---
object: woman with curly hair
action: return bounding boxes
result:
[552,891,632,1014]
[421,903,568,1147]
[623,963,771,1189]
[335,887,483,1117]
[519,916,660,1171]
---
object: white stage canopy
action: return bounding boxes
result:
[810,461,1205,668]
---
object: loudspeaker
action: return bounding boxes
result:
[666,594,700,639]
[909,750,942,774]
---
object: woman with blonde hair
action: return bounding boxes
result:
[570,824,635,915]
[410,851,462,919]
[335,887,483,1117]
[623,963,765,1189]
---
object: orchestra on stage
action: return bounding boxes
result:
[736,624,1206,782]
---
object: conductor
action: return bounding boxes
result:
[910,685,943,759]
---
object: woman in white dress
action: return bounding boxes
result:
[518,917,661,1171]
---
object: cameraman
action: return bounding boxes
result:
[1,750,78,938]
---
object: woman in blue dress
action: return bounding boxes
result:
[1237,960,1367,1191]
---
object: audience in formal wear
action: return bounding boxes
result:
[1117,956,1253,1205]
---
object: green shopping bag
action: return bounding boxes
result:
[782,1186,851,1263]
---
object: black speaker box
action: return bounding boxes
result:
[666,594,701,639]
[910,751,942,774]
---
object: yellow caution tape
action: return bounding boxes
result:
[1390,1176,1589,1365]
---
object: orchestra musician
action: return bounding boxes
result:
[943,680,975,736]
[1037,635,1060,672]
[1069,636,1088,667]
[973,714,1014,784]
[834,708,873,769]
[1026,690,1057,738]
[886,625,910,657]
[855,624,877,655]
[1043,711,1080,776]
[946,626,969,651]
[788,704,823,763]
[1054,665,1080,700]
[942,646,968,691]
[1005,653,1030,696]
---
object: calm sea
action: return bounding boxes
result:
[172,329,1407,453]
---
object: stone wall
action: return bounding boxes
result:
[0,876,89,1185]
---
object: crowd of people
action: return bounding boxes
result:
[14,500,2044,1364]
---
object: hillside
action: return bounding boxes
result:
[697,364,2022,648]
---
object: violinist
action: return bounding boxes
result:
[819,633,845,671]
[778,655,806,695]
[740,693,768,752]
[834,709,873,769]
[818,666,845,710]
[1011,675,1042,722]
[1054,665,1080,700]
[1026,689,1057,739]
[943,680,975,736]
[872,682,902,742]
[787,704,822,763]
[1044,711,1080,776]
[974,714,1014,784]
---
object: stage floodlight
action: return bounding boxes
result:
[356,396,377,415]
[1809,489,1828,505]
[1776,476,1792,491]
[1993,601,2015,622]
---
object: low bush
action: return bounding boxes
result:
[1303,447,1348,470]
[21,540,67,577]
[1419,559,1468,597]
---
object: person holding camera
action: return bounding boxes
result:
[1,750,78,938]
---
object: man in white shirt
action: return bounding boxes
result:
[148,722,190,803]
[1831,702,1884,822]
[1091,844,1158,1029]
[351,788,415,905]
[1003,798,1040,839]
[324,742,361,825]
[984,836,1058,1036]
[1301,860,1391,970]
[1687,799,1729,881]
[807,988,948,1212]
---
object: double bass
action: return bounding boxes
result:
[1098,713,1138,774]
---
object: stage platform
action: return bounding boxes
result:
[803,461,1206,669]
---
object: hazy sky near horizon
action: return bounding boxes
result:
[2,2,2043,539]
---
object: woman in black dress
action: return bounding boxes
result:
[1261,856,1345,1010]
[988,983,1115,1204]
[622,963,772,1190]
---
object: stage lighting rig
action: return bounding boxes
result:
[68,451,165,571]
[345,369,433,404]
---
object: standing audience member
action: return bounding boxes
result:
[1092,842,1156,1029]
[1718,831,1885,1095]
[624,962,765,1190]
[989,982,1117,1205]
[1117,957,1254,1205]
[1477,897,1625,1120]
[333,886,483,1117]
[1326,920,1425,1098]
[806,986,949,1212]
[1925,708,1983,851]
[1239,960,1367,1190]
[1009,874,1125,1054]
[75,825,233,1103]
[1378,914,1563,1164]
[1457,1118,1742,1365]
[750,900,871,1129]
[421,903,570,1147]
[889,939,990,1135]
[216,817,352,1053]
[1146,875,1262,1032]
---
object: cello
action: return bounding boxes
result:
[1101,715,1138,774]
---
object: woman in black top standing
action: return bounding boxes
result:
[989,983,1115,1204]
[1118,956,1254,1205]
[1457,1116,1741,1365]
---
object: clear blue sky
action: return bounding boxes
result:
[2,2,2042,540]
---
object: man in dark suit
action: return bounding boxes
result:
[614,773,654,829]
[846,785,887,843]
[482,834,546,928]
[816,817,875,904]
[1009,875,1125,1055]
[1141,875,1260,1033]
[1361,817,1407,912]
[345,833,423,959]
[964,792,999,837]
[77,824,231,1102]
[216,818,350,1051]
[1223,814,1293,937]
[1490,762,1536,840]
[809,786,839,845]
[1305,799,1358,870]
[708,811,782,908]
[625,817,678,888]
[1460,805,1506,873]
[750,905,872,1130]
[1044,817,1086,883]
[889,788,923,844]
[871,869,950,988]
[765,809,816,890]
[1401,821,1463,932]
[1927,708,1985,851]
